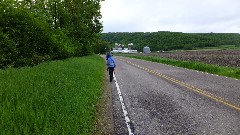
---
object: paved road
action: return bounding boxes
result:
[110,56,240,135]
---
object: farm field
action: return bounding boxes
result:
[139,50,240,68]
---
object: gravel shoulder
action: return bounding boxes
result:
[94,69,114,135]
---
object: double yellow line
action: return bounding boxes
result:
[121,59,240,111]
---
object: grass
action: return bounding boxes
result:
[0,55,105,134]
[123,55,240,79]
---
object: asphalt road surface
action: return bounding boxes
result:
[110,56,240,135]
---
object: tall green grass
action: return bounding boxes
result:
[124,55,240,79]
[0,55,105,134]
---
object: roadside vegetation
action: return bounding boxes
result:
[122,54,240,79]
[0,55,105,134]
[0,0,103,69]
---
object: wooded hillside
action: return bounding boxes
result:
[101,32,240,51]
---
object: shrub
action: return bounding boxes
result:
[0,32,18,68]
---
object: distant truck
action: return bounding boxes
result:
[111,49,137,54]
[128,50,137,53]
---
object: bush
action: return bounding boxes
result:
[0,32,18,68]
[0,0,102,69]
[1,7,59,68]
[183,44,194,50]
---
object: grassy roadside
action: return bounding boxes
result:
[0,55,105,134]
[122,55,240,79]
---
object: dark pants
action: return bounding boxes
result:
[108,67,114,82]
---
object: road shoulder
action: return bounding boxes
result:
[94,69,114,135]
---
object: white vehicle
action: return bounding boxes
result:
[112,50,119,53]
[128,50,138,53]
[122,50,129,53]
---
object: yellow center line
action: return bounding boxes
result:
[121,59,240,111]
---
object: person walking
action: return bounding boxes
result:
[106,53,116,82]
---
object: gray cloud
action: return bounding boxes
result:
[100,0,240,33]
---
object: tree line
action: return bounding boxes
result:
[0,0,102,68]
[100,31,240,51]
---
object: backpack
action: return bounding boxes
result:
[108,58,115,67]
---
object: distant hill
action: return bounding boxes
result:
[100,32,240,51]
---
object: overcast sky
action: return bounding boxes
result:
[100,0,240,33]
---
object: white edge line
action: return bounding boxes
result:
[113,74,134,135]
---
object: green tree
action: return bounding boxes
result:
[0,0,103,68]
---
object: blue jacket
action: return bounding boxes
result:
[106,56,116,68]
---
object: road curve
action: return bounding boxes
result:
[110,56,240,135]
